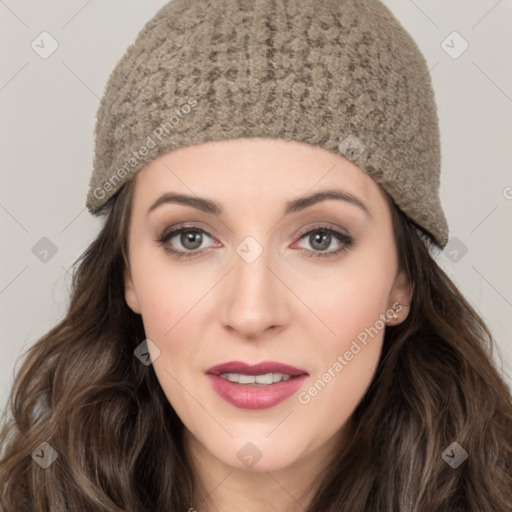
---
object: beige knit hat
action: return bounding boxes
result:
[86,0,449,248]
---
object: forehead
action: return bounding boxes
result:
[131,138,385,214]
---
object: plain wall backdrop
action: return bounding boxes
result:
[1,0,511,413]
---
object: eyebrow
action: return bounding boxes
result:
[147,189,371,218]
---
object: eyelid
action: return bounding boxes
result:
[293,222,351,239]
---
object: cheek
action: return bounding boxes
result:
[129,250,216,396]
[131,259,200,407]
[130,248,202,339]
[294,246,394,414]
[299,245,395,342]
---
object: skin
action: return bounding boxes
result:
[123,137,413,512]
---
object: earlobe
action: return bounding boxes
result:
[387,270,414,326]
[123,265,141,314]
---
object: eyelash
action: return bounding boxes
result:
[155,224,355,260]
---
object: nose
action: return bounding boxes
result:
[221,243,289,340]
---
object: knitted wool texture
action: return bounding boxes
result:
[86,0,449,248]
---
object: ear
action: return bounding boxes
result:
[386,269,413,326]
[123,263,141,315]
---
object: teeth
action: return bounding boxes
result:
[219,372,292,384]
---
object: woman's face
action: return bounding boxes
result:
[124,138,412,476]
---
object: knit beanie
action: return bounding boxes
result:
[86,0,449,248]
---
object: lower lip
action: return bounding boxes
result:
[206,374,308,410]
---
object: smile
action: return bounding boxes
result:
[206,360,309,409]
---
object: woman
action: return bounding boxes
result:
[1,0,511,510]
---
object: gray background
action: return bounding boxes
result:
[1,0,511,412]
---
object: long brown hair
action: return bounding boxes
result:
[1,177,511,511]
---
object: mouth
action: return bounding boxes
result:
[205,360,309,409]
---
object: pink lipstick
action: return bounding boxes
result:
[206,360,309,410]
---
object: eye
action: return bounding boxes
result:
[292,224,355,259]
[156,226,217,259]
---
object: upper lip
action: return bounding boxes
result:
[206,360,309,377]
